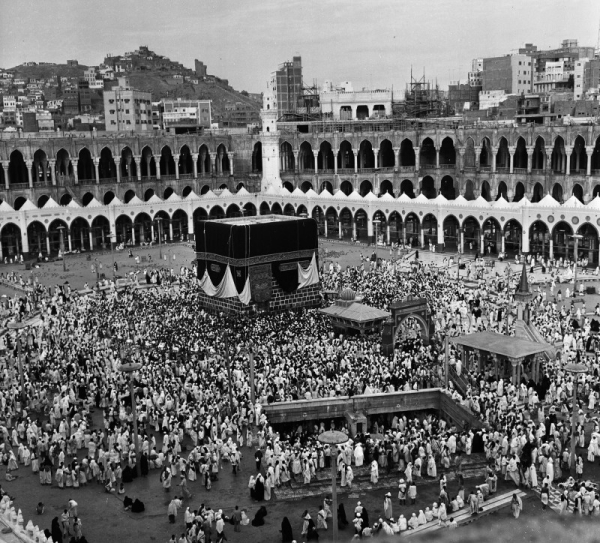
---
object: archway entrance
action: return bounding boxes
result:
[422,214,437,248]
[482,218,501,255]
[552,221,573,260]
[443,215,459,251]
[577,223,599,265]
[463,217,480,253]
[529,221,549,258]
[1,224,22,258]
[504,220,522,256]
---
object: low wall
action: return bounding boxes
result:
[262,388,483,430]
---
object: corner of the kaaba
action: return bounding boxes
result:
[194,214,320,314]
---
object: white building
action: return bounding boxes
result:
[479,90,508,110]
[3,96,16,110]
[103,77,152,132]
[320,82,392,120]
[161,98,212,129]
[574,58,589,100]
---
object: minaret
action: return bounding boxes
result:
[260,80,282,191]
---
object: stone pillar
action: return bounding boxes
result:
[415,153,420,172]
[154,157,161,180]
[313,151,319,174]
[420,227,425,248]
[353,151,358,173]
[133,156,141,181]
[565,147,572,175]
[175,160,180,180]
[169,221,174,241]
[437,223,444,245]
[480,233,485,253]
[373,150,378,170]
[294,151,300,173]
[67,232,72,252]
[394,147,400,168]
[72,159,79,184]
[45,236,50,255]
[324,220,328,237]
[501,235,506,254]
[88,230,94,250]
[367,219,374,244]
[25,160,33,188]
[333,152,338,174]
[549,239,554,259]
[526,147,533,173]
[338,221,342,239]
[1,164,9,189]
[93,159,99,184]
[508,147,515,173]
[131,226,137,245]
[352,219,357,239]
[491,149,497,173]
[386,223,391,245]
[191,154,199,178]
[475,148,481,170]
[458,148,465,171]
[402,224,406,245]
[435,148,440,169]
[115,161,121,183]
[229,153,234,176]
[459,227,464,253]
[586,147,594,176]
[151,223,155,241]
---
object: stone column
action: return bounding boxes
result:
[565,146,572,175]
[435,148,440,169]
[115,161,121,183]
[2,163,9,189]
[169,221,174,240]
[209,153,217,175]
[88,230,94,249]
[353,151,358,173]
[151,223,155,241]
[153,156,161,180]
[480,233,485,253]
[133,156,141,181]
[67,232,72,252]
[386,223,390,245]
[175,160,180,179]
[526,147,533,173]
[229,153,234,176]
[394,147,401,168]
[294,151,300,173]
[491,148,497,173]
[191,154,199,178]
[459,227,464,253]
[501,235,506,254]
[586,147,594,176]
[324,220,328,237]
[437,223,444,246]
[415,153,420,172]
[367,219,374,244]
[93,159,100,184]
[313,151,319,174]
[334,152,338,174]
[373,150,379,170]
[474,148,482,171]
[72,159,79,184]
[549,239,554,259]
[458,148,465,172]
[352,219,357,239]
[420,227,425,248]
[338,221,342,239]
[25,160,33,188]
[45,236,50,255]
[508,147,515,173]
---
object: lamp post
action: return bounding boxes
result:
[108,231,116,277]
[117,338,142,477]
[373,218,380,259]
[565,362,587,474]
[156,217,163,261]
[569,234,583,297]
[7,321,30,393]
[56,225,67,272]
[318,430,349,543]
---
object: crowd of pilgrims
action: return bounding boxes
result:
[0,252,599,540]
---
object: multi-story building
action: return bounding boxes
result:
[448,81,481,113]
[62,88,80,115]
[103,77,152,132]
[482,54,533,95]
[584,59,600,96]
[273,56,303,114]
[161,98,212,132]
[320,83,392,120]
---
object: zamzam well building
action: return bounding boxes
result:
[2,76,600,266]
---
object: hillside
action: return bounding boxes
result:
[8,58,261,121]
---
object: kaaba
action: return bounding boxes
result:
[195,215,321,313]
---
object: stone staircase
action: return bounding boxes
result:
[274,453,489,501]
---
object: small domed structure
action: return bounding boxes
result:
[339,288,356,301]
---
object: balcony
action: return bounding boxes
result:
[439,163,456,170]
[496,167,509,174]
[513,168,527,175]
[398,166,416,174]
[8,183,29,190]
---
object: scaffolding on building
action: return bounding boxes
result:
[393,74,447,118]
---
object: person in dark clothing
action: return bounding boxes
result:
[281,516,294,542]
[306,518,319,540]
[360,505,369,531]
[51,517,63,543]
[140,453,149,476]
[254,475,265,501]
[338,503,349,528]
[251,506,267,527]
[122,465,134,483]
